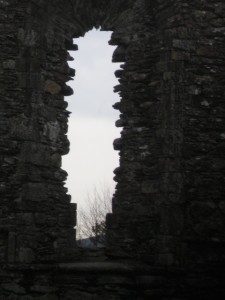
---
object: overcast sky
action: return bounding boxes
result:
[62,29,121,207]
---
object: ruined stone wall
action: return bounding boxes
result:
[178,0,225,268]
[0,0,77,266]
[0,0,225,299]
[107,0,186,265]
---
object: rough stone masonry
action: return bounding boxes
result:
[0,0,225,299]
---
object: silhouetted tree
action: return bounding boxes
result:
[77,185,112,246]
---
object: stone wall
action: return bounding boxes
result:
[0,0,225,298]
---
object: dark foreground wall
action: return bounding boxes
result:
[0,0,225,299]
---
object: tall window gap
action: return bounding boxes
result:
[62,29,120,211]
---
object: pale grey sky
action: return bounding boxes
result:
[62,29,121,206]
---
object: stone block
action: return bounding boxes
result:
[44,80,62,95]
[18,247,35,263]
[141,180,158,194]
[1,283,26,294]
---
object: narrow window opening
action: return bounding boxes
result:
[62,29,120,244]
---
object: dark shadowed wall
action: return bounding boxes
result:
[0,0,225,298]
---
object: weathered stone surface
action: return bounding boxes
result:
[1,283,26,294]
[0,0,225,299]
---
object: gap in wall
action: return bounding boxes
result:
[62,28,121,219]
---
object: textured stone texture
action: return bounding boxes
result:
[0,0,225,298]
